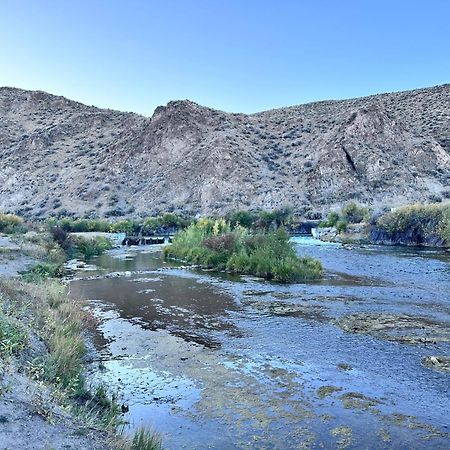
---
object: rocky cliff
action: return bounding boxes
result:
[0,84,449,218]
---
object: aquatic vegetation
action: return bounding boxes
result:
[164,220,322,282]
[317,385,343,399]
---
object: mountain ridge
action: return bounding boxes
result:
[0,84,449,218]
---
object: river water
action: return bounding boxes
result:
[69,238,450,449]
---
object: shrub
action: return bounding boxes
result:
[21,263,64,282]
[73,236,113,260]
[51,226,74,254]
[0,213,25,234]
[228,210,254,229]
[376,203,450,246]
[48,218,111,233]
[320,211,340,228]
[341,202,370,224]
[336,219,348,233]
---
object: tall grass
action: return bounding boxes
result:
[164,219,322,282]
[130,428,163,450]
[0,310,27,359]
[0,278,124,432]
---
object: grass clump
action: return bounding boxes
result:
[164,219,322,282]
[0,311,27,359]
[376,202,450,246]
[21,262,64,282]
[130,427,163,450]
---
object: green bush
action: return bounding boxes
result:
[21,263,64,282]
[0,213,26,234]
[47,217,111,233]
[320,203,370,231]
[228,210,254,229]
[341,202,370,224]
[320,211,340,228]
[336,219,348,233]
[376,203,450,246]
[73,236,113,260]
[164,220,322,282]
[0,312,27,358]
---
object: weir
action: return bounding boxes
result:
[122,235,173,246]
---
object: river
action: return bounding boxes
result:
[69,237,450,449]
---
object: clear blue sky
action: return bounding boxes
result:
[1,0,449,115]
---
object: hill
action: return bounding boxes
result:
[0,84,449,218]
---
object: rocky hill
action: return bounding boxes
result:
[0,84,449,219]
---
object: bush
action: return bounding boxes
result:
[228,210,254,229]
[320,203,370,231]
[336,219,348,233]
[165,221,322,282]
[73,236,113,260]
[320,211,340,228]
[376,203,450,246]
[21,263,64,282]
[48,218,111,233]
[341,202,370,224]
[0,213,25,234]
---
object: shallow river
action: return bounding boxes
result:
[69,237,450,449]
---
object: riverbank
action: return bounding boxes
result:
[0,231,162,450]
[312,202,450,248]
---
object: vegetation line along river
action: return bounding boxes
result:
[69,237,450,449]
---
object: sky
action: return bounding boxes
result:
[1,0,449,115]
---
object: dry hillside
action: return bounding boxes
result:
[0,84,449,218]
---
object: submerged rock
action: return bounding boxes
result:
[422,356,450,373]
[334,313,450,344]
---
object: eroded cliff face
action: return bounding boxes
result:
[0,84,449,218]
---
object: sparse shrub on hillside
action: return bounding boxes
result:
[428,194,442,203]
